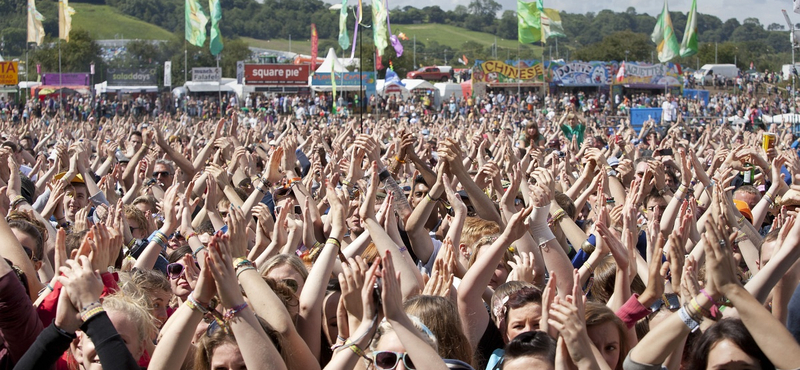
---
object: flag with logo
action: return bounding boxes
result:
[616,62,626,82]
[372,0,389,56]
[58,0,75,42]
[208,0,223,55]
[27,0,45,46]
[679,0,698,57]
[541,8,565,41]
[651,0,680,62]
[338,0,350,50]
[185,0,208,47]
[311,24,319,72]
[517,0,541,44]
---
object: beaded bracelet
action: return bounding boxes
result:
[223,302,249,321]
[80,301,105,322]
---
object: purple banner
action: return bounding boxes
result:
[42,73,90,86]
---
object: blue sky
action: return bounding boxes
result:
[391,0,793,29]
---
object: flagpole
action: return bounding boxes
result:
[58,40,63,120]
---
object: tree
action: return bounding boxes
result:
[626,7,636,15]
[743,17,761,27]
[31,29,104,77]
[497,10,517,40]
[573,30,651,62]
[767,23,785,31]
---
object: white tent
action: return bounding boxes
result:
[314,48,349,74]
[763,113,800,124]
[184,78,237,93]
[401,79,435,91]
[94,81,158,94]
[377,79,409,95]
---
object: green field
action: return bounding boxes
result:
[71,4,173,40]
[241,37,312,52]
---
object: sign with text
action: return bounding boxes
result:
[473,60,545,83]
[192,67,221,82]
[311,72,376,87]
[107,68,157,86]
[550,61,611,86]
[244,64,309,86]
[0,62,19,86]
[613,62,682,86]
[42,73,90,86]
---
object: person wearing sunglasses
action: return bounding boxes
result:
[166,253,199,303]
[8,220,44,273]
[152,160,175,188]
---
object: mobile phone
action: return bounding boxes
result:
[656,148,674,156]
[294,205,302,215]
[372,277,383,307]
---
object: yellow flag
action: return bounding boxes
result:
[27,0,45,46]
[58,0,75,42]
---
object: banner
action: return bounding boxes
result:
[208,0,223,55]
[192,67,221,82]
[58,0,75,42]
[371,0,388,56]
[472,60,545,83]
[27,0,45,46]
[337,0,350,50]
[549,61,611,86]
[42,73,89,86]
[0,62,19,86]
[244,64,309,86]
[517,0,541,44]
[236,61,244,84]
[651,0,680,62]
[107,68,158,86]
[185,0,208,47]
[164,61,172,87]
[613,62,683,86]
[311,24,318,73]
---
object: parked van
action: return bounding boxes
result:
[781,64,800,80]
[693,64,739,85]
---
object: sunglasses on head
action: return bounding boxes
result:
[166,262,200,279]
[373,351,415,370]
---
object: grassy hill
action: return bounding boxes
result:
[71,3,173,40]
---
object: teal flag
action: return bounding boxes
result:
[338,0,350,50]
[208,0,223,55]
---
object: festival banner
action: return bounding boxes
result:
[311,24,319,72]
[192,67,221,82]
[27,0,45,46]
[164,61,172,87]
[612,62,682,86]
[472,60,545,83]
[549,61,611,86]
[208,0,223,55]
[106,68,158,86]
[42,73,89,86]
[244,64,309,86]
[0,62,19,86]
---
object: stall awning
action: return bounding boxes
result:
[185,81,235,93]
[95,81,158,93]
[0,86,17,93]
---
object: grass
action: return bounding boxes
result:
[241,37,312,52]
[71,4,173,40]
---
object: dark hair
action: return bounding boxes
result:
[503,331,556,367]
[500,287,543,341]
[688,318,773,370]
[168,245,194,263]
[8,220,44,261]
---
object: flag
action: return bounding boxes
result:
[459,54,469,65]
[651,0,680,62]
[58,0,75,42]
[536,0,543,10]
[185,0,208,47]
[338,0,350,50]
[518,0,541,44]
[375,49,384,70]
[208,0,223,55]
[331,58,337,114]
[164,61,172,87]
[616,61,625,82]
[679,0,698,57]
[541,8,565,41]
[795,0,800,14]
[385,67,405,87]
[357,0,363,22]
[311,24,319,72]
[27,0,45,46]
[372,0,389,56]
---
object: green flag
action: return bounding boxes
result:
[185,0,208,47]
[338,0,350,50]
[651,0,680,62]
[518,0,541,44]
[680,0,698,57]
[372,0,388,56]
[541,8,565,41]
[208,0,223,55]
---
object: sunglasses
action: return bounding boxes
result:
[373,351,415,370]
[153,171,171,178]
[166,262,200,280]
[282,278,298,293]
[22,246,38,262]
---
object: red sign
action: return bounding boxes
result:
[244,64,309,86]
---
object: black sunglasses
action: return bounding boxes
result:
[166,262,200,280]
[373,351,415,370]
[153,171,171,178]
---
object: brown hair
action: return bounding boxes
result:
[404,296,474,366]
[460,217,501,254]
[589,255,645,304]
[500,287,543,342]
[124,205,152,236]
[584,301,628,370]
[194,315,285,370]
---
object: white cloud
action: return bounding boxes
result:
[388,0,793,28]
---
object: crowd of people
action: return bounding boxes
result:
[1,85,800,370]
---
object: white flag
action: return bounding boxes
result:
[795,0,800,14]
[164,61,172,87]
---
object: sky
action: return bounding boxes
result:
[392,0,795,29]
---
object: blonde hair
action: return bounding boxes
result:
[102,293,158,344]
[460,217,501,258]
[258,254,309,282]
[370,315,438,353]
[124,205,152,235]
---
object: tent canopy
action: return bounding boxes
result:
[314,48,348,74]
[95,81,158,94]
[185,78,236,93]
[377,79,409,95]
[402,79,435,91]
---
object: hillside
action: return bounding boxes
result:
[71,3,173,41]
